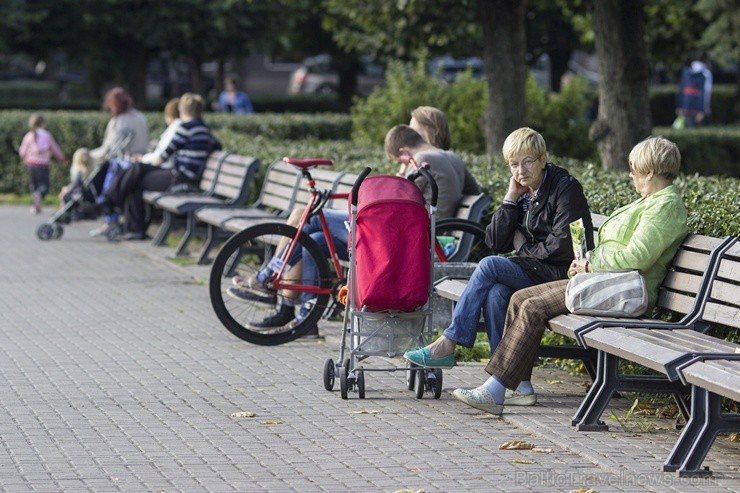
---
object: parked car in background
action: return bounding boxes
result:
[427,56,485,81]
[287,54,385,96]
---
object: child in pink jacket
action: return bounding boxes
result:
[19,112,68,214]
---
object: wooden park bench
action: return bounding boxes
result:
[194,163,356,265]
[435,227,739,476]
[144,152,261,256]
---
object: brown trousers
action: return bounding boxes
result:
[484,279,569,389]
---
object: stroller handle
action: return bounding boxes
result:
[351,167,373,206]
[407,166,438,207]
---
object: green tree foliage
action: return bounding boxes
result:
[351,58,596,160]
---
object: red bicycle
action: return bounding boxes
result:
[209,157,487,346]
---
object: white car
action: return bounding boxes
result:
[287,54,385,96]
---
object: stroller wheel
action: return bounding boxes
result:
[36,224,54,241]
[406,361,417,390]
[433,368,443,399]
[357,371,365,399]
[415,369,426,399]
[339,358,350,399]
[52,224,64,239]
[323,358,335,391]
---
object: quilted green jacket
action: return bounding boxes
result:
[589,185,688,308]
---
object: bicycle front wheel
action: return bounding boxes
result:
[435,218,488,263]
[209,222,332,346]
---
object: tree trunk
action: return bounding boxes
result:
[589,0,652,171]
[122,46,150,110]
[190,56,204,96]
[479,0,528,155]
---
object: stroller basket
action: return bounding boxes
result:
[352,310,429,357]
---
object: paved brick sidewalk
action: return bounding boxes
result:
[1,205,738,492]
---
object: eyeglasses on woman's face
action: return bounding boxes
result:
[507,156,540,172]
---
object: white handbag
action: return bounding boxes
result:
[565,270,648,317]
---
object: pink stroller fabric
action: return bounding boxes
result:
[353,176,431,311]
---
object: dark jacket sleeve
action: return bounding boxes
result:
[484,203,519,254]
[516,178,593,264]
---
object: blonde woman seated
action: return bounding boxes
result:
[452,136,689,415]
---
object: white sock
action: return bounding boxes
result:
[516,381,534,395]
[481,376,506,404]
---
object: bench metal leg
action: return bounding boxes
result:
[174,213,196,257]
[664,387,740,477]
[197,225,219,265]
[574,351,614,430]
[152,211,175,246]
[574,352,690,431]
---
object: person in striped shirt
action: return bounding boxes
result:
[104,93,221,240]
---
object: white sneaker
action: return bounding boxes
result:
[504,389,537,406]
[89,224,111,237]
[452,387,503,415]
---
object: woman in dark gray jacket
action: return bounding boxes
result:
[405,128,592,401]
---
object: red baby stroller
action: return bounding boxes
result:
[323,166,442,399]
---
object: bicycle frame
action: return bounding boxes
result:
[268,167,348,295]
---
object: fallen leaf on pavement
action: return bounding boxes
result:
[730,433,739,442]
[393,489,425,493]
[531,447,553,453]
[230,411,256,418]
[512,459,534,464]
[547,380,563,385]
[260,420,283,425]
[499,441,535,450]
[350,409,380,414]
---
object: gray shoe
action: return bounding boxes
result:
[504,389,537,406]
[452,387,503,415]
[231,274,275,302]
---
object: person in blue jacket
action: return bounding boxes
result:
[676,56,712,127]
[217,75,254,114]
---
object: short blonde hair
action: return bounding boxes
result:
[502,127,548,163]
[629,136,681,180]
[411,106,451,150]
[72,148,93,171]
[178,93,204,119]
[28,112,47,131]
[384,124,426,160]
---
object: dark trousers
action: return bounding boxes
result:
[106,164,179,234]
[27,166,50,198]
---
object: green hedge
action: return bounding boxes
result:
[1,111,737,239]
[0,110,352,196]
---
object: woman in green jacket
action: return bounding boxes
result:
[451,136,689,415]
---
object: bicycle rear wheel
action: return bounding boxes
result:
[209,222,332,346]
[435,218,488,263]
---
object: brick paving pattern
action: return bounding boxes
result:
[0,205,738,492]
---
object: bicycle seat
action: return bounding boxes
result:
[283,157,333,169]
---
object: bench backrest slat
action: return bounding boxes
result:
[654,233,725,316]
[207,154,260,204]
[253,161,302,213]
[292,169,345,210]
[328,173,359,211]
[198,151,228,193]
